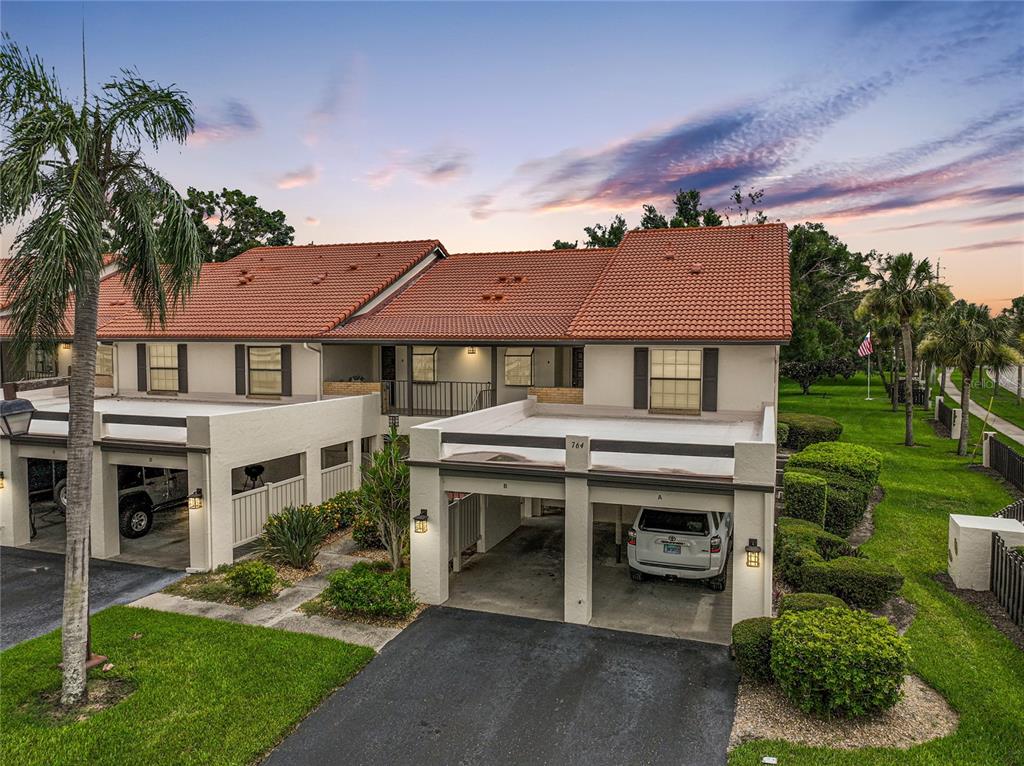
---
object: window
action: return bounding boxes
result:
[412,346,436,382]
[248,346,282,395]
[649,348,701,413]
[96,345,114,377]
[148,343,179,392]
[638,509,710,536]
[31,345,57,378]
[504,347,534,386]
[321,441,351,469]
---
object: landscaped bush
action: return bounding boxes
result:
[775,517,856,586]
[226,560,277,598]
[776,421,790,447]
[784,465,871,536]
[782,471,828,526]
[261,505,331,569]
[732,617,775,681]
[801,555,904,609]
[777,413,843,451]
[771,607,909,718]
[778,592,849,616]
[323,561,417,620]
[317,490,360,530]
[351,508,384,549]
[787,442,883,486]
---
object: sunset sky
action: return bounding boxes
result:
[4,1,1022,311]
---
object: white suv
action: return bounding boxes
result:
[626,508,732,591]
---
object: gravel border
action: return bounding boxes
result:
[729,675,958,751]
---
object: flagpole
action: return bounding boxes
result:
[866,353,872,400]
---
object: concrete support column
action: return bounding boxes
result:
[950,408,963,440]
[731,440,776,625]
[531,497,542,517]
[410,426,448,604]
[186,415,231,570]
[90,452,120,559]
[186,449,211,572]
[982,431,996,468]
[304,446,323,507]
[934,395,942,421]
[0,440,31,547]
[350,439,362,491]
[563,435,592,625]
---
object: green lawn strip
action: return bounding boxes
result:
[950,368,1024,438]
[1,606,374,766]
[728,374,1024,766]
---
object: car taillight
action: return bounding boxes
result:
[710,535,721,553]
[627,529,637,546]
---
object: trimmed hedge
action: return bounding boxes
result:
[784,465,871,537]
[782,471,828,526]
[323,561,417,620]
[802,555,904,609]
[732,617,775,681]
[777,413,842,451]
[771,607,909,717]
[225,560,277,597]
[787,442,883,486]
[776,421,790,447]
[778,592,848,615]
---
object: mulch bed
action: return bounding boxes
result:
[934,572,1024,651]
[23,677,136,725]
[163,558,321,608]
[847,485,885,548]
[299,597,425,630]
[729,675,958,751]
[966,464,1024,501]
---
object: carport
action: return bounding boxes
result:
[0,390,383,570]
[408,398,776,640]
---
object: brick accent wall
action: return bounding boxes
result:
[323,380,382,396]
[528,386,583,404]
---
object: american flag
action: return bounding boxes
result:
[857,332,873,357]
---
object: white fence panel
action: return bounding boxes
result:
[232,475,307,546]
[321,462,352,499]
[448,494,481,569]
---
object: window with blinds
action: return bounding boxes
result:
[96,344,114,377]
[504,347,534,386]
[412,346,437,382]
[248,346,283,395]
[148,343,179,392]
[649,348,702,413]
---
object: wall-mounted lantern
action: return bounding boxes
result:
[0,398,36,437]
[745,538,762,568]
[413,509,429,534]
[0,471,5,489]
[60,343,73,351]
[187,488,204,511]
[466,347,477,355]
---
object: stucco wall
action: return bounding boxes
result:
[582,345,634,407]
[479,494,521,551]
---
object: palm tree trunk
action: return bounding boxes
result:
[992,368,999,398]
[941,366,947,395]
[958,369,971,457]
[1017,364,1022,406]
[900,321,914,446]
[60,270,100,707]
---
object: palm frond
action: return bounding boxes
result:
[0,35,68,123]
[101,70,194,148]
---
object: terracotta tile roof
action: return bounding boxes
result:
[97,240,444,339]
[328,248,616,341]
[568,224,791,341]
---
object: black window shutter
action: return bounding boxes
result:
[235,344,246,395]
[177,344,189,393]
[702,347,719,412]
[633,347,649,409]
[136,343,147,391]
[280,345,292,396]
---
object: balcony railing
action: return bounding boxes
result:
[382,380,495,417]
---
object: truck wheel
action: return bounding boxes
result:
[53,479,68,514]
[707,569,727,592]
[119,498,154,538]
[629,567,645,582]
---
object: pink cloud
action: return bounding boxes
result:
[305,216,320,226]
[276,165,319,190]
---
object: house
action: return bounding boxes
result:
[0,223,790,641]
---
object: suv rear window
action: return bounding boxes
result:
[638,509,709,536]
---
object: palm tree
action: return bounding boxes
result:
[919,301,1021,456]
[857,254,952,446]
[1001,296,1024,405]
[0,39,202,705]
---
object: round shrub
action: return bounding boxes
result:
[318,490,360,530]
[781,471,828,526]
[787,442,882,486]
[775,517,858,591]
[226,560,277,598]
[778,592,849,615]
[776,421,790,447]
[786,466,871,537]
[261,505,331,569]
[732,617,775,681]
[801,555,904,609]
[777,413,843,451]
[323,561,417,620]
[771,608,909,718]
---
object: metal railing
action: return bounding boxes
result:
[381,380,496,417]
[991,532,1024,629]
[990,437,1024,493]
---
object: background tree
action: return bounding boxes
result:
[1001,296,1024,404]
[857,253,951,446]
[919,301,1021,455]
[582,214,628,248]
[0,39,203,705]
[551,239,578,250]
[359,428,410,570]
[668,188,722,227]
[639,203,668,229]
[184,187,294,262]
[725,184,768,224]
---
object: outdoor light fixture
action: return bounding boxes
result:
[0,398,36,437]
[0,471,5,489]
[466,347,477,355]
[414,509,429,534]
[745,538,763,568]
[60,343,72,351]
[187,488,204,511]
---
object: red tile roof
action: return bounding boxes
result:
[568,224,791,341]
[96,240,444,339]
[328,248,616,341]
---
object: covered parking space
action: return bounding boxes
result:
[409,399,776,643]
[1,391,383,570]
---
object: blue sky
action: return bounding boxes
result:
[4,1,1022,310]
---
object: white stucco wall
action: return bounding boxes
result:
[479,494,522,551]
[948,514,1024,590]
[583,345,635,407]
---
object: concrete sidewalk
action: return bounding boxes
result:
[944,374,1024,446]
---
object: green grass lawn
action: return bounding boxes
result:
[0,606,374,766]
[951,368,1024,433]
[728,374,1024,766]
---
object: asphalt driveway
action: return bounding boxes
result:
[0,547,183,649]
[264,606,738,766]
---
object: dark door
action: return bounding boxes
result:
[571,347,584,388]
[381,346,397,381]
